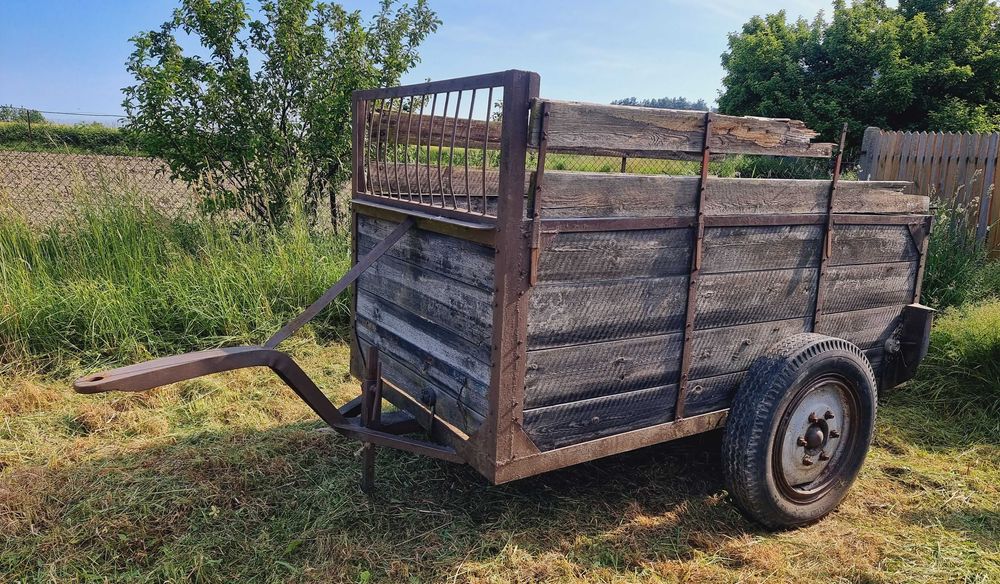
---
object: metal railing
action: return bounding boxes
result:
[352,71,517,222]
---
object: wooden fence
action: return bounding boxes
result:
[859,126,998,251]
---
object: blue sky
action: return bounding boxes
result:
[1,0,837,125]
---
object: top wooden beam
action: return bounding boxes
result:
[529,99,836,159]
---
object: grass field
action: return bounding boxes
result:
[0,306,997,583]
[1,195,997,582]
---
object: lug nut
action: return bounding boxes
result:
[797,436,807,447]
[829,429,840,438]
[824,410,835,420]
[808,412,819,423]
[802,457,814,466]
[819,451,830,461]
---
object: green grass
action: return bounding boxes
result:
[0,310,997,582]
[0,189,996,582]
[0,121,140,156]
[0,192,350,376]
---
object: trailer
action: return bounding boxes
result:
[76,70,933,528]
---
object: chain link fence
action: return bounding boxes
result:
[538,151,849,180]
[0,150,197,226]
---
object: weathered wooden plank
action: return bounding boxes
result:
[368,162,502,200]
[371,111,501,149]
[702,225,823,272]
[531,100,836,158]
[357,337,485,433]
[358,215,494,290]
[830,224,917,266]
[697,268,816,329]
[537,228,693,282]
[822,262,917,313]
[685,372,745,417]
[524,383,678,451]
[527,276,688,348]
[690,317,811,379]
[358,253,493,349]
[536,171,924,218]
[817,304,904,350]
[525,332,684,408]
[356,293,491,389]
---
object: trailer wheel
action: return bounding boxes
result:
[722,333,877,529]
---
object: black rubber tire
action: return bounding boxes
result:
[722,333,877,530]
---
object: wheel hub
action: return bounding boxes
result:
[777,377,853,494]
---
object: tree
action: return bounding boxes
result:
[611,96,712,111]
[718,0,1000,144]
[0,106,46,123]
[123,0,439,227]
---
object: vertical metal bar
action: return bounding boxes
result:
[360,345,380,494]
[426,93,437,204]
[374,99,386,197]
[912,216,932,303]
[487,70,539,470]
[353,96,367,196]
[464,89,476,212]
[448,90,464,208]
[813,123,849,329]
[529,100,550,286]
[437,92,450,207]
[403,96,414,201]
[414,94,427,200]
[392,97,403,198]
[620,156,627,173]
[380,98,392,198]
[674,112,713,420]
[482,86,494,216]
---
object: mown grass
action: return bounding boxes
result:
[0,192,997,582]
[0,311,997,582]
[0,192,351,376]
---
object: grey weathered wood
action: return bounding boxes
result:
[702,225,823,272]
[358,252,493,349]
[822,262,917,313]
[371,111,501,149]
[537,228,692,282]
[368,162,504,202]
[690,317,812,379]
[525,332,684,408]
[830,224,918,266]
[527,276,688,348]
[536,171,924,218]
[684,371,745,417]
[356,293,491,388]
[524,383,678,451]
[357,338,484,433]
[817,304,905,350]
[358,215,494,290]
[531,100,836,158]
[697,268,816,329]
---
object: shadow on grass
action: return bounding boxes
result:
[1,421,762,582]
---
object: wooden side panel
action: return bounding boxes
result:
[531,100,836,158]
[355,214,494,433]
[538,172,924,218]
[537,229,693,281]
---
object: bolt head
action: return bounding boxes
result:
[824,410,835,420]
[796,436,807,447]
[830,429,841,439]
[819,451,830,461]
[802,457,814,466]
[808,412,819,424]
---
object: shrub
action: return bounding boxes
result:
[0,190,350,375]
[921,202,997,309]
[0,121,139,155]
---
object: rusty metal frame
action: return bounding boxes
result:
[674,112,713,420]
[812,123,849,329]
[481,70,540,478]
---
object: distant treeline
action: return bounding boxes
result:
[611,96,714,112]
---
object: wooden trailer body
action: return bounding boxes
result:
[349,70,933,484]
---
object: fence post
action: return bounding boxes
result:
[859,126,880,180]
[977,132,999,246]
[25,108,32,142]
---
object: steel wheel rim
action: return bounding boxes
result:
[772,374,860,503]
